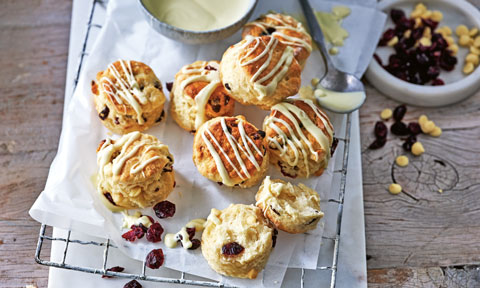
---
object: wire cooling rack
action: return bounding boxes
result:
[34,1,354,287]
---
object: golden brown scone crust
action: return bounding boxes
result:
[92,60,166,135]
[96,131,175,209]
[192,116,269,188]
[242,13,312,68]
[256,177,324,234]
[202,204,274,279]
[220,36,301,110]
[170,60,235,133]
[263,99,334,178]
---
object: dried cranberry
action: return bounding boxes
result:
[124,280,142,288]
[146,222,164,243]
[102,266,125,278]
[402,135,417,151]
[368,137,386,150]
[411,27,424,40]
[422,18,438,30]
[257,130,266,138]
[391,122,409,136]
[99,106,109,120]
[278,161,297,178]
[224,83,231,90]
[408,122,421,135]
[390,9,405,24]
[379,28,395,46]
[272,229,278,248]
[373,53,383,66]
[187,227,195,240]
[266,27,276,34]
[393,105,407,122]
[222,242,244,256]
[122,225,147,242]
[166,82,173,92]
[153,201,176,218]
[431,78,445,86]
[103,193,116,206]
[188,239,201,250]
[439,51,457,71]
[374,121,388,139]
[331,137,339,157]
[204,65,217,71]
[426,66,440,80]
[145,249,164,269]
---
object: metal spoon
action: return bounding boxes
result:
[299,0,366,113]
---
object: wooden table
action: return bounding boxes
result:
[0,0,479,287]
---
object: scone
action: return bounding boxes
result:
[220,35,301,110]
[202,204,274,279]
[242,13,312,68]
[263,98,334,178]
[92,60,166,134]
[256,177,324,234]
[96,131,175,209]
[170,60,235,133]
[192,116,269,188]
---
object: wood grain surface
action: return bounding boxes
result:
[0,0,480,287]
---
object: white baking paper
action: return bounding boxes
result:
[30,0,385,287]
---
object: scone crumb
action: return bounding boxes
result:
[380,108,393,120]
[26,285,37,288]
[395,155,409,167]
[299,86,314,100]
[389,183,402,195]
[411,142,425,156]
[247,269,259,279]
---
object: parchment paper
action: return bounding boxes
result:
[30,0,385,287]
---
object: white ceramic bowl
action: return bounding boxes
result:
[138,0,258,45]
[365,0,480,107]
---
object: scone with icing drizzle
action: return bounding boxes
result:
[92,60,166,134]
[202,204,274,279]
[242,13,312,68]
[220,35,302,110]
[192,116,268,188]
[170,60,235,133]
[264,98,334,178]
[96,131,175,209]
[256,177,323,234]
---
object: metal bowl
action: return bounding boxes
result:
[138,0,258,45]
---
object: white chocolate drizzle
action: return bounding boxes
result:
[265,99,333,177]
[201,118,264,186]
[164,218,206,249]
[238,36,295,99]
[179,61,221,129]
[97,131,168,179]
[100,60,148,124]
[245,14,312,52]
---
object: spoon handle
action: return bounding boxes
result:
[298,0,335,72]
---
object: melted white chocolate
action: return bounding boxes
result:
[121,211,152,229]
[100,60,148,124]
[314,86,366,113]
[266,99,333,177]
[238,36,295,99]
[201,118,264,186]
[179,61,221,129]
[164,218,207,249]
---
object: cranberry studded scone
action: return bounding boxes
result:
[96,131,175,209]
[242,13,312,68]
[192,116,269,188]
[202,204,274,279]
[263,98,334,178]
[170,60,235,133]
[92,60,166,134]
[256,177,324,234]
[220,35,301,110]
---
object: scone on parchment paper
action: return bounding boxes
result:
[220,35,301,110]
[96,131,175,210]
[92,60,166,135]
[192,116,269,188]
[242,13,312,68]
[264,98,334,178]
[202,204,275,279]
[256,176,324,234]
[170,60,235,133]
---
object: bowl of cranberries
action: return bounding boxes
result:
[365,0,480,107]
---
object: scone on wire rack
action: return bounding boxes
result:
[256,176,324,234]
[242,13,312,68]
[96,131,175,210]
[192,116,269,188]
[263,98,335,178]
[202,204,275,279]
[170,60,235,133]
[220,35,301,110]
[92,60,166,135]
